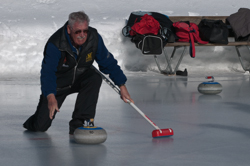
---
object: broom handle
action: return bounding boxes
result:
[128,100,162,132]
[93,66,162,132]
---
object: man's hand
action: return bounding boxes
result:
[47,94,60,119]
[119,85,134,103]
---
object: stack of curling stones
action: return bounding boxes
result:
[198,76,222,95]
[73,119,107,144]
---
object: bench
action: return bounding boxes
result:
[152,16,250,75]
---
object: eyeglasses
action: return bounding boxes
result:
[73,29,89,35]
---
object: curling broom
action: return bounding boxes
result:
[93,66,173,138]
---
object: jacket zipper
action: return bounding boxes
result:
[59,48,80,86]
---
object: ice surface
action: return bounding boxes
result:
[1,73,250,165]
[1,0,250,165]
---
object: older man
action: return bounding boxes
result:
[23,11,133,134]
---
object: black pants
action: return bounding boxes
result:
[23,68,102,133]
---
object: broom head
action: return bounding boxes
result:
[152,128,174,138]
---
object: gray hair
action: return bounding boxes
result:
[68,11,90,28]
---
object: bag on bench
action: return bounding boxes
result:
[122,12,177,55]
[122,11,176,42]
[198,19,229,44]
[173,21,208,58]
[129,14,160,36]
[132,34,164,55]
[128,14,163,55]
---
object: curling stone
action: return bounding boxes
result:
[73,126,107,144]
[198,76,222,95]
[73,119,107,144]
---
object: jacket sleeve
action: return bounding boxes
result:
[95,34,127,86]
[40,43,61,97]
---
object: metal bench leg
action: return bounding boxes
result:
[163,47,176,72]
[154,48,174,74]
[173,46,187,73]
[235,46,250,72]
[154,54,173,74]
[166,46,178,69]
[153,46,187,75]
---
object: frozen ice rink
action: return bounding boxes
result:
[1,71,250,166]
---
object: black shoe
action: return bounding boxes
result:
[176,68,188,76]
[69,119,85,135]
[69,119,95,134]
[69,127,75,135]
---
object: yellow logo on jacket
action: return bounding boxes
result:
[86,52,93,62]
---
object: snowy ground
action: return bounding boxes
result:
[1,0,250,77]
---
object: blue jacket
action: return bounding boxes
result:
[41,24,127,97]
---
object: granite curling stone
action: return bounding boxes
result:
[73,126,107,144]
[198,76,222,95]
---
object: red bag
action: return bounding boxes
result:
[130,14,160,36]
[173,21,208,58]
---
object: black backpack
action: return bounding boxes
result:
[198,19,229,44]
[122,11,176,55]
[122,11,176,43]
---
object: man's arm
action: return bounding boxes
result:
[41,43,61,118]
[95,34,133,103]
[41,43,61,96]
[95,34,127,85]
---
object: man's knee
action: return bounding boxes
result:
[23,114,52,132]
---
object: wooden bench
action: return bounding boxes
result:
[153,16,250,75]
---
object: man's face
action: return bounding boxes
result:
[67,21,88,47]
